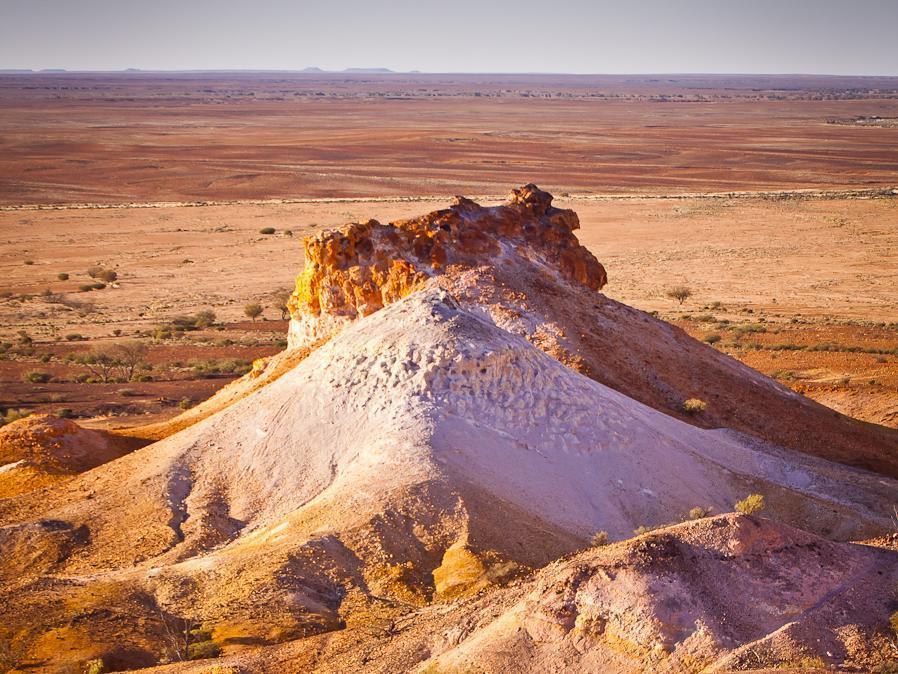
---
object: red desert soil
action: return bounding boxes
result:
[1,73,897,205]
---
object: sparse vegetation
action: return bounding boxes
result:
[688,506,713,520]
[23,370,52,383]
[682,398,707,415]
[259,227,276,235]
[735,493,765,516]
[98,269,118,283]
[57,272,69,280]
[153,310,217,339]
[703,333,722,344]
[178,397,196,410]
[773,656,826,669]
[274,288,293,320]
[1,408,32,426]
[186,640,220,660]
[190,358,251,378]
[86,266,104,278]
[590,531,609,546]
[666,285,693,304]
[82,658,106,674]
[72,341,150,383]
[244,303,263,321]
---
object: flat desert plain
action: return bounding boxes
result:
[2,72,898,204]
[0,73,896,430]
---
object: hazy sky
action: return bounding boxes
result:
[1,0,897,75]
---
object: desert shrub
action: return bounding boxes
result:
[244,303,263,321]
[79,284,95,292]
[187,639,221,660]
[65,333,86,341]
[872,661,898,674]
[1,408,31,426]
[86,266,104,278]
[665,285,693,304]
[274,288,293,320]
[193,309,217,328]
[136,374,153,382]
[735,493,765,516]
[91,282,106,290]
[774,656,826,669]
[57,272,69,281]
[703,333,722,344]
[24,259,34,265]
[284,229,294,236]
[633,525,653,536]
[38,353,51,362]
[58,408,75,418]
[682,398,707,415]
[590,531,609,546]
[688,506,713,520]
[162,311,217,335]
[190,358,251,377]
[259,227,276,235]
[732,323,767,337]
[17,330,32,345]
[74,341,149,383]
[178,397,195,410]
[117,388,142,397]
[112,328,122,336]
[82,659,106,674]
[23,370,52,383]
[98,269,117,282]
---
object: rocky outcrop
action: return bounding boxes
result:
[281,185,898,478]
[287,184,607,348]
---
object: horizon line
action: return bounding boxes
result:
[2,68,898,78]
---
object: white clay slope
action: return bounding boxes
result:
[110,283,892,555]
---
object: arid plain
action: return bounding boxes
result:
[1,72,897,430]
[2,73,898,673]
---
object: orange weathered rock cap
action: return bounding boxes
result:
[288,184,607,320]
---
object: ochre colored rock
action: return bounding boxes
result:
[288,184,607,323]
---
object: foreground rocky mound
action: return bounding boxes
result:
[143,515,898,674]
[0,186,896,672]
[1,289,895,671]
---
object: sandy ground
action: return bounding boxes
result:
[1,193,896,426]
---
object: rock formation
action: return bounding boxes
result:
[286,185,898,476]
[0,187,896,673]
